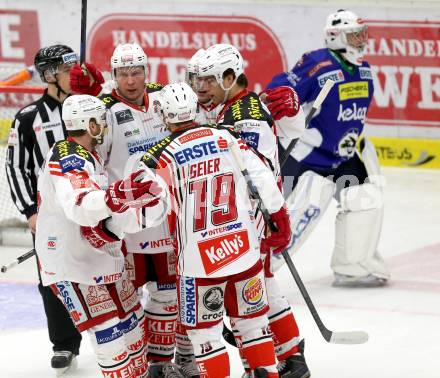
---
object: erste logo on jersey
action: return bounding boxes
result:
[317,69,344,87]
[174,137,227,165]
[198,230,250,275]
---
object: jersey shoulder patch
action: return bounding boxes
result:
[145,82,164,93]
[98,93,119,109]
[222,92,271,125]
[50,140,95,173]
[140,134,176,169]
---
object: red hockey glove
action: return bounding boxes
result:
[105,171,162,213]
[70,62,105,96]
[263,86,300,121]
[260,206,292,254]
[80,218,120,249]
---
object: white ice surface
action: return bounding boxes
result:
[1,167,440,378]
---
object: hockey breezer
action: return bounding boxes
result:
[229,139,369,345]
[1,249,36,273]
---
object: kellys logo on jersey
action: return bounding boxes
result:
[242,277,263,305]
[198,230,250,275]
[179,276,196,326]
[317,69,344,87]
[59,155,85,173]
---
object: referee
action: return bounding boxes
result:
[5,45,82,374]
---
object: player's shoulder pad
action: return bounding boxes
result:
[206,123,240,139]
[98,93,118,109]
[139,134,176,169]
[145,82,164,93]
[298,48,334,77]
[223,92,270,124]
[50,140,95,173]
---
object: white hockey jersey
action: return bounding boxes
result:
[195,102,220,125]
[98,85,173,255]
[138,125,285,278]
[36,139,142,286]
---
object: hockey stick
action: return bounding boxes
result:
[80,0,87,64]
[228,140,369,345]
[1,249,36,273]
[279,79,335,167]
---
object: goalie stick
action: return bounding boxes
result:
[1,249,36,273]
[226,139,369,345]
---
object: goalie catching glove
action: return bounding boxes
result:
[70,62,105,96]
[105,170,162,213]
[80,218,120,249]
[262,86,300,121]
[261,206,292,254]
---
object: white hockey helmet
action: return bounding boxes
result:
[110,43,148,77]
[324,9,368,65]
[196,44,244,90]
[186,48,206,87]
[62,95,106,139]
[155,82,198,124]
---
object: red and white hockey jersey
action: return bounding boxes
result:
[98,85,173,255]
[138,125,285,278]
[36,139,142,286]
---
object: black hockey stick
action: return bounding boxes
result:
[228,140,369,345]
[279,79,335,167]
[80,0,87,64]
[1,249,36,273]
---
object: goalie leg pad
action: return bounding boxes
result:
[272,170,335,272]
[332,184,390,279]
[144,281,177,362]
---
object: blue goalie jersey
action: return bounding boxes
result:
[267,48,374,169]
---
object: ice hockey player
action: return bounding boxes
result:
[138,81,292,378]
[5,44,83,374]
[266,9,390,287]
[36,94,164,377]
[194,44,310,378]
[69,43,180,376]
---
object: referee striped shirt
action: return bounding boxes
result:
[5,90,67,218]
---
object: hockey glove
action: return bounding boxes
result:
[260,206,292,254]
[263,86,300,121]
[80,218,120,249]
[70,62,105,96]
[105,170,162,213]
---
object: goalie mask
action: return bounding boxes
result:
[324,9,368,66]
[62,95,107,143]
[111,43,148,79]
[155,82,198,126]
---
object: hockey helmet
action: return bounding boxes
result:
[62,95,107,140]
[324,9,368,65]
[195,44,244,90]
[155,82,198,124]
[111,43,148,78]
[34,45,78,82]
